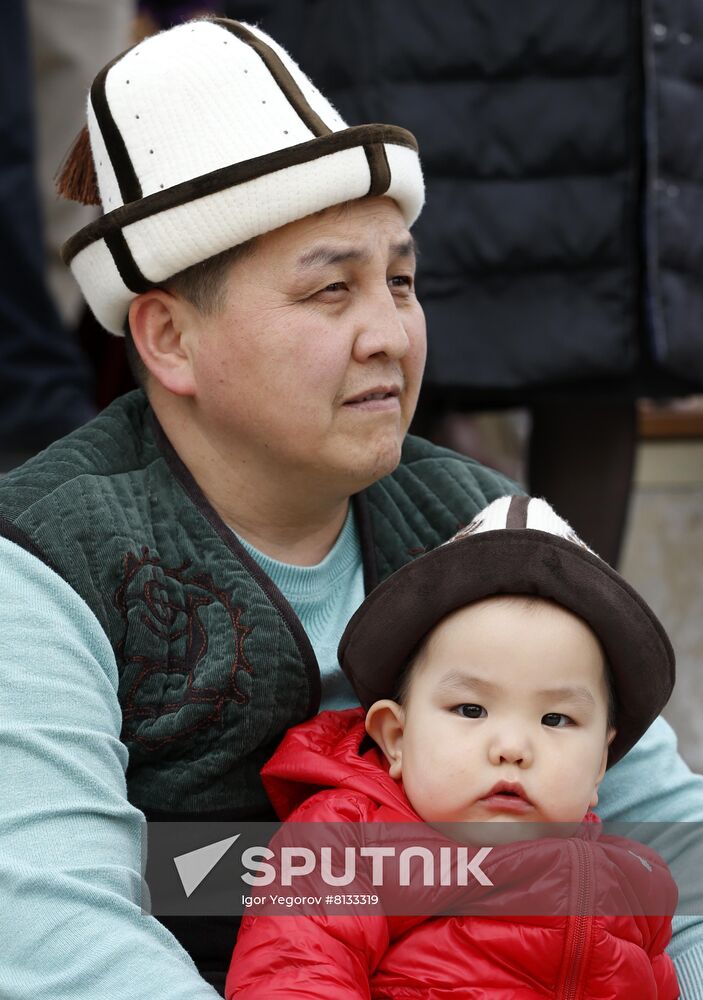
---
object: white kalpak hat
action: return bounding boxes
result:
[60,18,425,335]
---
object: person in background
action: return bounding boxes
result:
[228,0,703,568]
[27,0,135,330]
[0,3,98,469]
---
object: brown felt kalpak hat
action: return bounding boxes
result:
[339,495,675,767]
[58,17,424,336]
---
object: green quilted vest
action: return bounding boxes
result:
[0,391,517,820]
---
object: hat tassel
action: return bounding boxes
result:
[55,126,101,206]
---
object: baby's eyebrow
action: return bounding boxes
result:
[436,673,500,696]
[435,674,597,708]
[535,686,596,708]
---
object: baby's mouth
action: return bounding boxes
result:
[480,781,532,805]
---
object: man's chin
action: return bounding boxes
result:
[348,434,404,490]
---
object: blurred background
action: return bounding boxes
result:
[3,0,702,769]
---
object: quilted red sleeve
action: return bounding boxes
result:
[646,850,680,999]
[226,791,389,1000]
[599,832,680,998]
[227,911,388,1000]
[644,878,679,998]
[651,951,680,999]
[645,914,679,999]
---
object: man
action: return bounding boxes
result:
[0,17,702,1000]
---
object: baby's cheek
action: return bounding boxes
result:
[400,763,434,814]
[544,778,594,823]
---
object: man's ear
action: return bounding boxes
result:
[128,290,198,396]
[365,699,405,780]
[590,727,617,808]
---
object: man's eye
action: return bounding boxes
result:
[388,275,413,290]
[542,713,574,728]
[322,281,347,293]
[454,704,486,719]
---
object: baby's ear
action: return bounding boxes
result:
[590,728,617,808]
[365,700,405,780]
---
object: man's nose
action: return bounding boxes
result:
[351,287,410,363]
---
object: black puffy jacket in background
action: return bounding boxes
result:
[227,0,703,400]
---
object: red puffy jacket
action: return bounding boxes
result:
[227,709,679,999]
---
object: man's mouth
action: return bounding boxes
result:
[343,385,401,406]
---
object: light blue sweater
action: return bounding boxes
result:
[1,535,703,998]
[237,506,364,712]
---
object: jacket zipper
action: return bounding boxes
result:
[559,838,595,1000]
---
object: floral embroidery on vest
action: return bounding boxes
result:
[114,547,253,750]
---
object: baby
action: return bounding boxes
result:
[227,495,679,999]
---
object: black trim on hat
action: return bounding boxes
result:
[104,230,151,294]
[212,18,332,138]
[90,45,142,205]
[364,143,391,197]
[507,495,529,529]
[62,124,418,265]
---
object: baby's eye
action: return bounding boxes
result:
[542,713,574,728]
[454,704,486,719]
